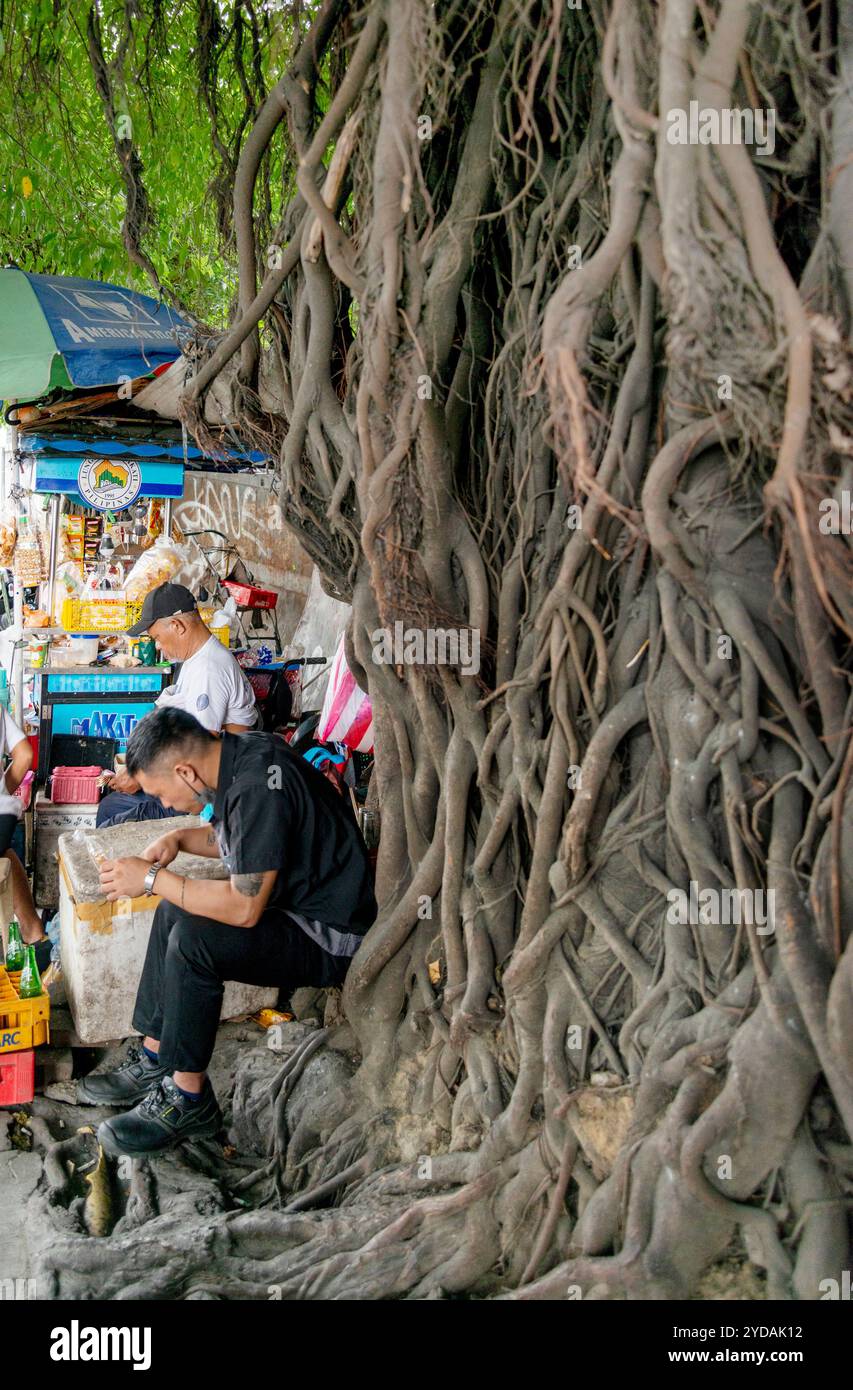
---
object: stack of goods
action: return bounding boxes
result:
[61,515,85,569]
[0,919,50,1105]
[13,515,45,585]
[82,515,103,570]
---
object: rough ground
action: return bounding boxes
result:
[2,992,772,1302]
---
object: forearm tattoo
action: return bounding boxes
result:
[233,872,264,897]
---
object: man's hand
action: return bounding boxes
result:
[99,856,151,901]
[141,831,181,868]
[108,769,141,795]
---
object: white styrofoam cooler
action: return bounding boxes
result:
[56,822,277,1045]
[34,792,100,908]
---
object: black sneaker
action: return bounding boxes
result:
[98,1076,222,1158]
[76,1041,169,1106]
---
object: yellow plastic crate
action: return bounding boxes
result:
[0,966,50,1054]
[61,597,143,634]
[60,597,228,645]
[199,608,229,648]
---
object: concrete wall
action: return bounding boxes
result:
[174,473,352,709]
[288,566,351,710]
[174,473,313,642]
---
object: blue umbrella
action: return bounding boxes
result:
[0,268,187,400]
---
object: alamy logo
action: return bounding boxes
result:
[0,1277,36,1299]
[371,621,480,676]
[819,1272,851,1299]
[50,1321,152,1371]
[666,881,775,935]
[818,491,852,534]
[666,102,775,157]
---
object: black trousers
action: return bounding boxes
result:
[132,900,352,1073]
[96,790,173,828]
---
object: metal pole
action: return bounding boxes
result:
[46,493,60,624]
[9,425,24,724]
[164,498,173,538]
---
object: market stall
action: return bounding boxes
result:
[0,272,369,936]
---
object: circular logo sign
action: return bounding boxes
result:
[77,456,142,512]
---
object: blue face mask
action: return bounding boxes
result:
[200,801,215,823]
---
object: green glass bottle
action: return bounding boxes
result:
[5,918,26,972]
[17,944,43,999]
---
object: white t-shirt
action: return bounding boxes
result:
[0,708,28,818]
[156,637,258,732]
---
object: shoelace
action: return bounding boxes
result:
[117,1043,144,1072]
[139,1079,172,1115]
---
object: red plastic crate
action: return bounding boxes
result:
[222,579,278,610]
[50,765,104,804]
[0,1048,35,1105]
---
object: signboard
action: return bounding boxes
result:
[50,701,156,749]
[31,455,183,502]
[77,456,143,512]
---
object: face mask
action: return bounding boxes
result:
[177,769,214,821]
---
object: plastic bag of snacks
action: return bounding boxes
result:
[60,515,85,564]
[123,537,184,600]
[23,608,51,629]
[13,515,45,584]
[0,515,17,567]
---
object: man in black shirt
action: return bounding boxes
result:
[77,707,376,1157]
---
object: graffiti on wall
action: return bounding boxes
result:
[175,474,312,594]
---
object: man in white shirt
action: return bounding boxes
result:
[0,706,51,965]
[97,583,258,827]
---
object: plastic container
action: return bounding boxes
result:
[222,580,278,610]
[0,965,50,1054]
[0,1048,35,1104]
[51,766,104,804]
[49,648,83,670]
[195,605,229,647]
[27,637,50,669]
[61,596,143,633]
[69,634,100,663]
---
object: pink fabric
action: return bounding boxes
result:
[317,636,374,752]
[13,770,34,811]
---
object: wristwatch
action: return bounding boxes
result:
[143,861,162,895]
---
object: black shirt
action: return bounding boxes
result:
[212,731,377,953]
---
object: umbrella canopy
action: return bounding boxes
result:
[22,433,266,463]
[0,269,186,401]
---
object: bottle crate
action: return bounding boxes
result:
[0,966,50,1054]
[0,1048,35,1104]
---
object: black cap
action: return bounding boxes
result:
[127,582,198,636]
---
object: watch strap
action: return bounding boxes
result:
[144,862,161,894]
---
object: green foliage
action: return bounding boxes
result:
[0,0,300,320]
